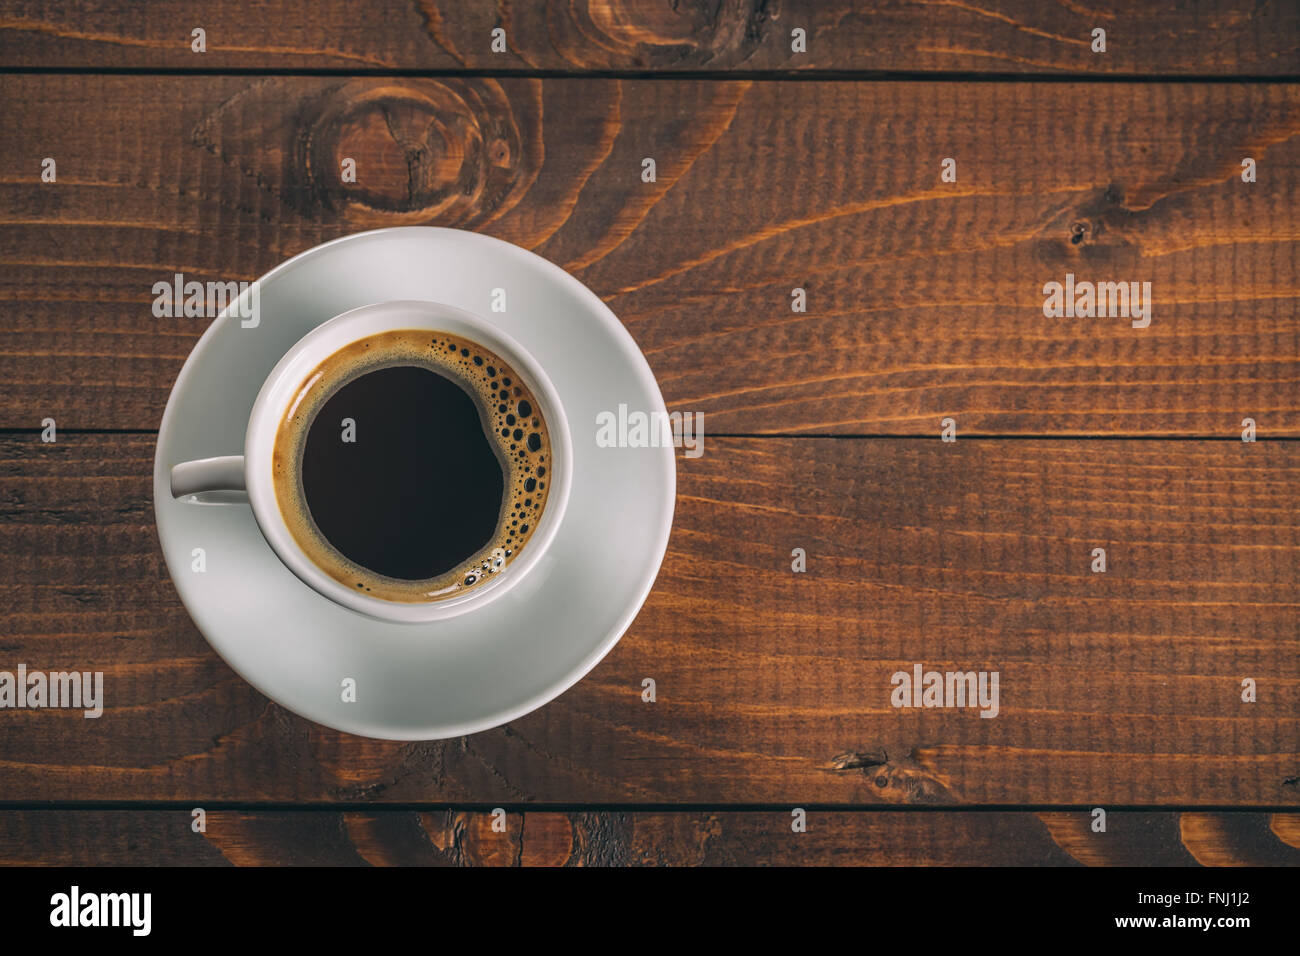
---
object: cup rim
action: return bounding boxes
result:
[243,298,572,623]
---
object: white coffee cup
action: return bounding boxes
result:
[169,299,572,624]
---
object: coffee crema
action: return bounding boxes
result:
[271,329,552,603]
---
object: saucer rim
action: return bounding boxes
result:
[152,226,676,740]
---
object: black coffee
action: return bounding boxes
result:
[272,329,552,603]
[302,364,504,580]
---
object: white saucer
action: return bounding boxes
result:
[153,227,676,740]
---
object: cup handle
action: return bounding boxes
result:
[171,456,247,504]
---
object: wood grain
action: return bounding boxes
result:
[3,2,1299,864]
[0,809,1296,866]
[0,1,1297,75]
[2,76,1298,435]
[1,433,1295,805]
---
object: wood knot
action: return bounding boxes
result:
[826,748,889,771]
[825,745,960,805]
[1035,184,1140,263]
[578,0,775,67]
[290,78,531,225]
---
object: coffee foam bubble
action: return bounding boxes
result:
[271,328,552,604]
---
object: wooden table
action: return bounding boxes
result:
[1,1,1297,866]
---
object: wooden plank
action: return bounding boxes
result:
[1,434,1296,805]
[0,809,1296,866]
[3,76,1298,435]
[1,1,1297,75]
